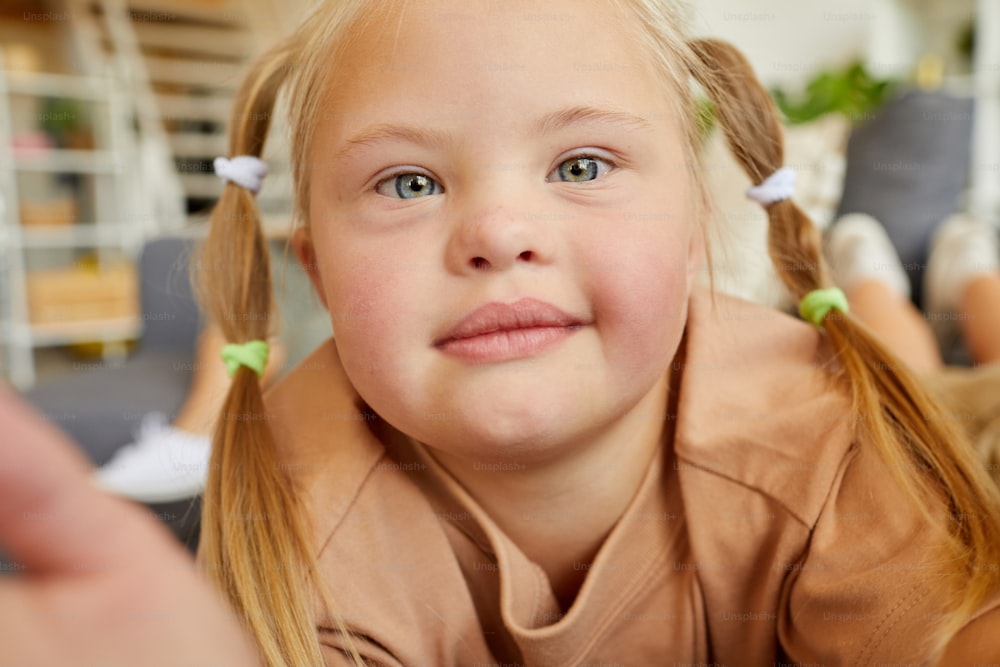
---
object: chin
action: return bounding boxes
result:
[456,402,592,462]
[473,419,558,452]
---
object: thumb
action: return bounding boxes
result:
[0,384,169,574]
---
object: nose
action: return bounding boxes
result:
[445,191,556,274]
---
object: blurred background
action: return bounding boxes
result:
[0,0,996,549]
[0,0,315,392]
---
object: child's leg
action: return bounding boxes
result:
[827,213,943,374]
[925,213,1000,363]
[847,280,944,374]
[171,326,230,435]
[958,273,1000,365]
[95,325,285,504]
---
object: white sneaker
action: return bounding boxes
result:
[924,213,1000,345]
[95,412,211,504]
[826,213,911,298]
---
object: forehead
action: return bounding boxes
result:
[316,0,672,131]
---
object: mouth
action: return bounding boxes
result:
[433,298,586,363]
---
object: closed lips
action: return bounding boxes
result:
[434,298,584,346]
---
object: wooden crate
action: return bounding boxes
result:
[26,264,138,324]
[20,198,77,226]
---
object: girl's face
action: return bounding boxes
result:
[299,0,703,463]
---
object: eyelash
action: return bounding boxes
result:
[372,153,617,199]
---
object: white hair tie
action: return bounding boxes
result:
[213,155,268,194]
[746,166,796,206]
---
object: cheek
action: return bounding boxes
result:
[322,251,423,379]
[584,218,692,371]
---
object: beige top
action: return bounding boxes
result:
[261,286,1000,666]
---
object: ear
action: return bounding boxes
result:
[292,226,329,311]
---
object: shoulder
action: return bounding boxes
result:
[675,292,1000,662]
[778,421,1000,664]
[263,341,477,662]
[263,339,396,552]
[673,286,857,527]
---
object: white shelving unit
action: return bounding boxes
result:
[0,65,143,389]
[868,0,1000,224]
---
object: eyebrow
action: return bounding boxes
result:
[532,105,654,136]
[335,124,451,162]
[334,105,654,161]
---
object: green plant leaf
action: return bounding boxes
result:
[770,60,898,125]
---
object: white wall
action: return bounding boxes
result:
[690,0,876,87]
[691,0,977,88]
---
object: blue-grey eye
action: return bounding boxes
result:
[376,173,440,199]
[551,156,612,183]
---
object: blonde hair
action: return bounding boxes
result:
[196,1,1000,664]
[194,3,374,666]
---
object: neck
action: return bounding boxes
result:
[426,364,677,612]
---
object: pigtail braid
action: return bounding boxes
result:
[194,40,362,667]
[688,37,1000,655]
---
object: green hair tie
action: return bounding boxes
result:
[798,288,849,327]
[221,340,270,378]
